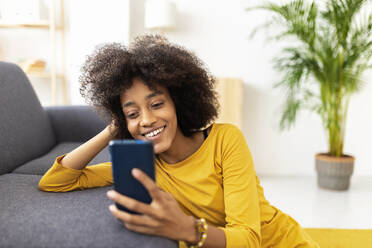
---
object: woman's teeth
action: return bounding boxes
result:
[144,126,165,138]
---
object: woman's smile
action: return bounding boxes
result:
[142,125,166,140]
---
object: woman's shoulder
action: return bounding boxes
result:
[209,123,245,146]
[212,123,242,135]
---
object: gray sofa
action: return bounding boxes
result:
[0,61,177,248]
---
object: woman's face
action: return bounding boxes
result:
[120,78,179,154]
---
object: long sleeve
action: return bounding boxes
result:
[217,125,261,247]
[38,154,113,192]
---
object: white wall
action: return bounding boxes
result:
[130,0,372,176]
[1,0,371,177]
[67,0,130,104]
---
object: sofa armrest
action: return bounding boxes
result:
[45,105,108,143]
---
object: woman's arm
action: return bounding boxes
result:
[38,123,117,192]
[61,124,116,170]
[217,125,261,247]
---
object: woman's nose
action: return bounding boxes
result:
[140,110,156,126]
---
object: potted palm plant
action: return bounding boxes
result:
[248,0,372,190]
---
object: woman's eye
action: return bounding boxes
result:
[127,112,138,119]
[152,102,163,108]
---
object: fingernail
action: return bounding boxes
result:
[109,204,115,211]
[132,168,140,177]
[107,190,115,198]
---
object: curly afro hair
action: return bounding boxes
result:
[79,34,220,139]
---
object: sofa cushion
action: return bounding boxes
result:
[0,62,55,175]
[0,173,177,248]
[45,106,108,143]
[13,142,110,175]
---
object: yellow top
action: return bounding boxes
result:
[39,123,318,248]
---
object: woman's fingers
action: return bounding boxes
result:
[107,169,169,222]
[131,168,164,202]
[107,190,155,216]
[108,204,159,228]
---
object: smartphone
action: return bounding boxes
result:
[109,140,155,214]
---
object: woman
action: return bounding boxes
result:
[39,35,319,248]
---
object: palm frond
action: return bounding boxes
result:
[248,0,318,47]
[344,12,372,69]
[279,95,302,130]
[321,0,367,48]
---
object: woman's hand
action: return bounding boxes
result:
[105,120,119,139]
[106,168,197,243]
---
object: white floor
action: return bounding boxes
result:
[258,175,372,229]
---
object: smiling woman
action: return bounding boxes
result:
[38,35,320,248]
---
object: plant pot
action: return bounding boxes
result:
[315,153,355,191]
